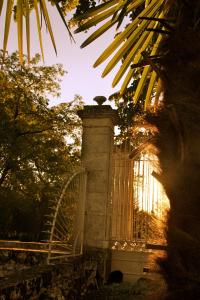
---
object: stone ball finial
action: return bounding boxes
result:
[93,96,107,105]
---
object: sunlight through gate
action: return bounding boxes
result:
[45,168,87,264]
[111,142,169,250]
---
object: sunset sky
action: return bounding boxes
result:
[0,4,121,106]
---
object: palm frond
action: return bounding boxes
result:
[16,0,23,63]
[80,19,115,48]
[75,0,119,21]
[144,70,157,109]
[1,0,73,60]
[55,2,75,42]
[25,0,30,63]
[77,0,166,109]
[0,0,4,16]
[3,0,14,56]
[33,0,44,61]
[40,0,57,55]
[133,34,162,104]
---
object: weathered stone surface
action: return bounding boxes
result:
[85,192,108,213]
[78,105,118,126]
[81,153,110,171]
[86,170,109,193]
[0,256,92,299]
[79,105,115,252]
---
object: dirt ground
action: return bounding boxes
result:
[84,276,167,300]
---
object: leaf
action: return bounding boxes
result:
[17,0,23,64]
[33,0,44,61]
[118,14,161,92]
[40,0,57,55]
[133,34,162,104]
[3,0,14,54]
[93,0,162,68]
[144,70,157,109]
[75,4,121,33]
[81,19,116,48]
[55,3,75,42]
[0,0,4,16]
[120,68,135,94]
[115,0,132,29]
[118,11,164,100]
[145,0,150,6]
[79,0,144,47]
[25,0,30,63]
[134,66,150,104]
[119,32,154,94]
[101,1,161,77]
[101,20,148,77]
[75,0,119,20]
[112,26,151,87]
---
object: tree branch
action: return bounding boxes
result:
[18,127,53,136]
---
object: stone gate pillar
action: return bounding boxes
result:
[78,101,118,280]
[78,103,117,249]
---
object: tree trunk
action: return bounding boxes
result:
[0,163,11,186]
[148,1,200,299]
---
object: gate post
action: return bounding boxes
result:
[78,101,118,279]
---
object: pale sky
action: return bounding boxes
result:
[0,4,121,106]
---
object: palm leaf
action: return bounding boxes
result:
[133,65,150,104]
[101,19,150,77]
[81,0,144,49]
[81,19,116,48]
[25,0,30,63]
[93,0,162,68]
[119,12,163,93]
[75,0,119,20]
[133,34,162,104]
[101,1,161,77]
[75,5,121,33]
[115,0,132,29]
[112,29,150,87]
[3,0,14,55]
[120,68,135,94]
[33,0,44,61]
[145,0,150,6]
[77,0,165,109]
[1,0,72,61]
[144,70,157,109]
[0,0,4,16]
[16,0,23,63]
[40,0,57,55]
[119,27,155,94]
[55,3,74,42]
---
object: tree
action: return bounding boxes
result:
[0,51,83,240]
[75,1,200,299]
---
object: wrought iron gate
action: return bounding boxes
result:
[45,168,87,263]
[111,142,169,250]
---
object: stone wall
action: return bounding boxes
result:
[0,250,107,299]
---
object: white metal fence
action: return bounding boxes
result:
[45,168,87,263]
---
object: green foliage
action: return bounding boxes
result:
[0,51,83,240]
[109,80,153,150]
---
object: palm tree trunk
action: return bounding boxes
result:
[148,1,200,298]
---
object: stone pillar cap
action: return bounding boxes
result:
[78,105,119,125]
